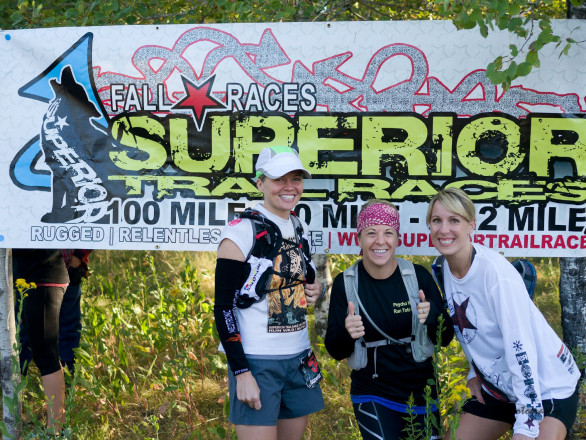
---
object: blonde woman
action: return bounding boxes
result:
[427,188,581,440]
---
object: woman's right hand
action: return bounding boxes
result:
[236,371,262,410]
[467,376,485,404]
[345,301,365,339]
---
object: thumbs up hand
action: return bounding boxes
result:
[345,301,365,339]
[417,290,431,324]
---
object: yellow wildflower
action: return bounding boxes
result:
[15,279,37,294]
[15,278,28,292]
[15,278,36,293]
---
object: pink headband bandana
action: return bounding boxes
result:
[357,203,400,235]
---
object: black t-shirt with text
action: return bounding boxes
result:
[325,261,454,405]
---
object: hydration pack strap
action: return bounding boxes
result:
[362,338,411,348]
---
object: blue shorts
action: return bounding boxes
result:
[228,350,324,426]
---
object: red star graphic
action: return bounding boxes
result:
[173,75,224,126]
[451,297,477,334]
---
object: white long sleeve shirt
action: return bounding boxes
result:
[443,243,580,437]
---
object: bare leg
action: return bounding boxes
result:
[235,425,277,440]
[41,368,65,432]
[444,412,511,440]
[536,416,566,440]
[277,416,308,440]
[233,416,308,440]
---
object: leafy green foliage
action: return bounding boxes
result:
[0,0,442,29]
[0,0,585,437]
[0,252,584,438]
[437,0,583,90]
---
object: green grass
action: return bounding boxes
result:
[1,251,584,439]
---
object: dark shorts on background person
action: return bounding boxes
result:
[19,283,80,374]
[21,285,65,376]
[227,350,324,426]
[59,282,83,369]
[461,384,580,433]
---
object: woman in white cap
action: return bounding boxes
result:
[427,188,581,440]
[325,199,453,440]
[214,146,324,440]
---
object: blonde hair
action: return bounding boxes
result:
[426,188,475,225]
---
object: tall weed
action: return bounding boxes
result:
[0,252,583,439]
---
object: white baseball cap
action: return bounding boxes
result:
[255,146,311,179]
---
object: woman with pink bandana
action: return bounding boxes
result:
[325,199,453,440]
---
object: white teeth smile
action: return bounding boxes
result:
[372,250,388,254]
[280,195,295,201]
[439,239,454,245]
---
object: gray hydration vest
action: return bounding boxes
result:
[343,258,435,374]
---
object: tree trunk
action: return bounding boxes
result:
[559,257,586,440]
[562,5,586,440]
[567,0,586,18]
[312,254,332,340]
[559,257,586,354]
[564,0,586,358]
[0,248,21,439]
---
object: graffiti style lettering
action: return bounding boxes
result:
[99,113,586,205]
[94,33,583,120]
[6,25,585,255]
[110,115,168,171]
[529,116,586,178]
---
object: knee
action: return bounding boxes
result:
[35,357,62,376]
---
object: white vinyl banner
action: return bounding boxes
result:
[0,20,584,256]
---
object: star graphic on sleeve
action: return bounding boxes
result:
[513,340,523,352]
[451,297,477,334]
[524,418,535,429]
[173,75,226,131]
[55,116,69,130]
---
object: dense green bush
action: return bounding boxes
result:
[1,251,584,439]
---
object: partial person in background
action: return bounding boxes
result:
[59,249,91,372]
[13,249,68,434]
[214,146,324,440]
[427,188,581,440]
[325,200,453,440]
[20,249,91,374]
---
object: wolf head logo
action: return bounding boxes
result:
[40,66,110,223]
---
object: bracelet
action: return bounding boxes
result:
[320,285,326,298]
